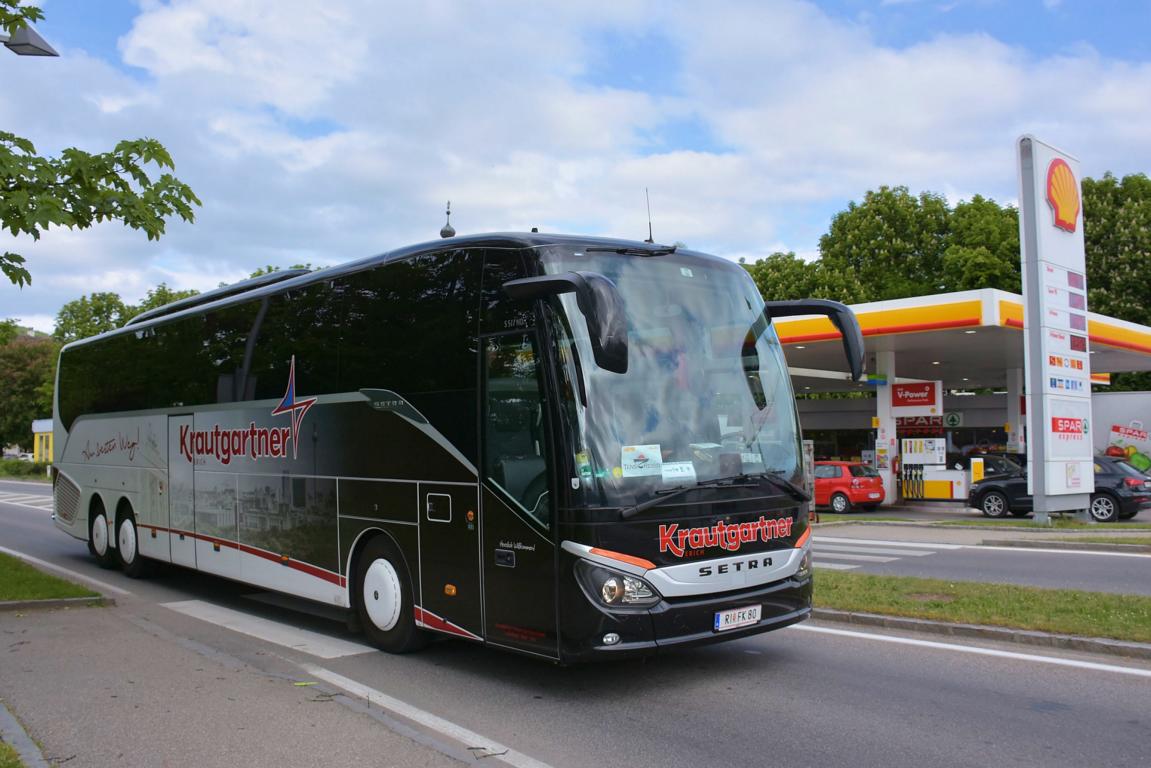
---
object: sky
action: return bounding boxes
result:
[2,0,1150,334]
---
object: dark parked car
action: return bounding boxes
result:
[947,453,1023,477]
[967,454,1151,522]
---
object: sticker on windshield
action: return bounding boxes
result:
[661,461,697,483]
[622,444,663,477]
[740,453,764,467]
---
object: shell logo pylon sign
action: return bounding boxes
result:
[1045,157,1080,233]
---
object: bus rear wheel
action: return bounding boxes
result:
[88,500,116,569]
[355,537,427,654]
[116,507,147,579]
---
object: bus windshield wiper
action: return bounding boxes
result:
[585,244,677,257]
[619,475,762,519]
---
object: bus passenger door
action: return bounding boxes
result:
[480,332,559,658]
[168,415,196,569]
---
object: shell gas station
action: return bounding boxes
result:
[775,287,1151,506]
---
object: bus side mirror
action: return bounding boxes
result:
[763,299,865,382]
[503,271,629,374]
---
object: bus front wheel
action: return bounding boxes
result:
[355,537,427,653]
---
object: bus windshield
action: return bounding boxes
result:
[540,245,801,508]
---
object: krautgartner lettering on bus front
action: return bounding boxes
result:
[657,516,794,558]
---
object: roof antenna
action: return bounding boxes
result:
[644,188,654,243]
[440,201,456,238]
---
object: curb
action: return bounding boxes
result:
[0,699,49,768]
[981,539,1151,554]
[812,608,1151,661]
[0,596,112,613]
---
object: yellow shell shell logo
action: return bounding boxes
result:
[1046,158,1079,233]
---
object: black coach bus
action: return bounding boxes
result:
[51,232,863,662]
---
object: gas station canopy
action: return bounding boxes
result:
[775,288,1151,392]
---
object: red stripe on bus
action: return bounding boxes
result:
[138,524,345,587]
[793,528,811,549]
[413,607,482,641]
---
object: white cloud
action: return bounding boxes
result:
[4,0,1151,332]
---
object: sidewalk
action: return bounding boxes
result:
[0,605,459,768]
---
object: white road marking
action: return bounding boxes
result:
[0,480,51,489]
[812,552,898,563]
[975,544,1151,559]
[301,663,555,768]
[162,599,374,659]
[792,624,1151,679]
[0,545,132,596]
[813,562,858,571]
[816,543,935,557]
[815,536,965,550]
[0,492,53,511]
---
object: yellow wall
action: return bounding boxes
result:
[33,431,52,464]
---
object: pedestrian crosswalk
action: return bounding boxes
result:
[812,536,962,571]
[0,491,54,512]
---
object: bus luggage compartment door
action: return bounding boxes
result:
[416,483,483,640]
[168,415,196,569]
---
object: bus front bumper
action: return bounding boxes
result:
[561,574,812,663]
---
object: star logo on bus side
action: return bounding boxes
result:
[271,355,317,459]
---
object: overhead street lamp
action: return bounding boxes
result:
[0,25,58,56]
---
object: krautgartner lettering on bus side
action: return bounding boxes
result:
[179,355,316,465]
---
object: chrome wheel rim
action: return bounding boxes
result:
[1090,496,1115,521]
[984,495,1005,516]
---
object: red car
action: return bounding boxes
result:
[814,461,885,513]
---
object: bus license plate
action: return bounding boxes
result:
[714,605,761,632]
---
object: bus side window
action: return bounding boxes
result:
[484,334,550,528]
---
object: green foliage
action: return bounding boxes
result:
[53,292,129,343]
[1083,172,1151,327]
[133,282,199,315]
[0,0,43,36]
[819,186,950,300]
[1,131,202,286]
[744,251,866,304]
[0,457,49,477]
[0,317,16,346]
[0,335,57,447]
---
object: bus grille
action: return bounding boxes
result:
[54,474,80,524]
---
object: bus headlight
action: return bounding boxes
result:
[576,560,660,607]
[796,549,812,578]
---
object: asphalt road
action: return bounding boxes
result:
[3,484,1151,768]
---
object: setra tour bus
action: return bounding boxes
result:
[51,232,863,662]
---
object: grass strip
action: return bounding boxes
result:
[814,570,1151,644]
[938,518,1151,530]
[0,553,96,602]
[0,738,25,768]
[815,514,912,523]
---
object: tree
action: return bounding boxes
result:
[1,2,201,287]
[745,251,867,304]
[53,292,129,343]
[1082,172,1151,391]
[133,282,199,315]
[940,195,1021,292]
[0,335,56,447]
[819,186,950,301]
